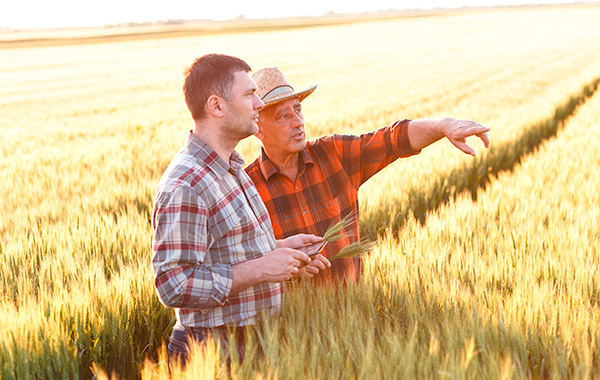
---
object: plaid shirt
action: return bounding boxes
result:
[152,132,282,328]
[245,119,419,283]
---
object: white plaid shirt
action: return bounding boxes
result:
[152,132,283,328]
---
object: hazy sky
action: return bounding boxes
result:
[1,0,597,30]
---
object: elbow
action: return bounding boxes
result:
[153,272,219,310]
[152,262,233,310]
[154,278,186,308]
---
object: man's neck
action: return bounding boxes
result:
[264,146,301,181]
[193,123,237,164]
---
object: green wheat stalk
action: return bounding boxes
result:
[322,213,374,261]
[322,213,355,243]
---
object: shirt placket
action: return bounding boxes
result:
[231,169,258,218]
[292,173,314,232]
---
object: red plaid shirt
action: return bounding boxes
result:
[245,119,419,283]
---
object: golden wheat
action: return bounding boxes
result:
[2,4,600,379]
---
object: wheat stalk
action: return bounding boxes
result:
[321,213,374,261]
[322,213,355,243]
[330,237,374,261]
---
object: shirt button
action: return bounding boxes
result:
[295,187,299,190]
[303,210,307,214]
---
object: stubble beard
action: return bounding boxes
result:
[222,111,258,143]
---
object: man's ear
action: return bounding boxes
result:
[206,95,224,118]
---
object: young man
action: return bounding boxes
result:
[245,67,490,283]
[152,55,330,366]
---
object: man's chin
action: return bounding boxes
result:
[234,126,258,141]
[293,140,307,152]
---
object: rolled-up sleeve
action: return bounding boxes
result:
[328,119,421,188]
[356,119,420,185]
[152,185,233,310]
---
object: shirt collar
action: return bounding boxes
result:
[185,131,245,178]
[257,146,314,181]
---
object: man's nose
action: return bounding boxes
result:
[254,94,265,110]
[291,111,303,127]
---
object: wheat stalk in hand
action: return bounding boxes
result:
[322,213,355,243]
[322,213,374,261]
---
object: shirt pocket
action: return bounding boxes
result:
[313,195,341,236]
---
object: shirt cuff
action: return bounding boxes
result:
[397,119,422,156]
[209,264,233,306]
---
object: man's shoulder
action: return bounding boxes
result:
[306,134,355,156]
[157,151,213,196]
[308,134,359,148]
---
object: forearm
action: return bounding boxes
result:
[406,118,446,151]
[230,258,266,295]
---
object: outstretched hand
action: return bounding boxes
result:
[442,117,490,156]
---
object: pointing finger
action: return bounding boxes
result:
[477,131,490,148]
[461,123,488,136]
[451,140,475,156]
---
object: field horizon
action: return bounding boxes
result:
[0,3,593,48]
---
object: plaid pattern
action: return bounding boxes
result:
[245,119,419,283]
[152,132,282,328]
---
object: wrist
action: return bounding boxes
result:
[438,117,451,138]
[251,255,268,282]
[231,256,266,294]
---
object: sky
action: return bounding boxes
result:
[1,0,597,30]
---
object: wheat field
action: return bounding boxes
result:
[2,4,600,379]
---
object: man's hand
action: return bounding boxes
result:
[441,117,490,156]
[277,234,323,252]
[277,234,330,279]
[407,117,490,155]
[231,247,311,294]
[257,247,311,282]
[294,253,331,279]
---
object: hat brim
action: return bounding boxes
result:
[261,84,317,108]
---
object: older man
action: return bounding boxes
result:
[152,55,329,366]
[244,67,490,283]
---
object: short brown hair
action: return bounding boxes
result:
[183,54,252,121]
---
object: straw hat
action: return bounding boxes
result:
[252,67,317,108]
